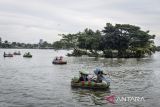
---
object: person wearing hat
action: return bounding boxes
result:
[94,68,106,83]
[79,71,88,82]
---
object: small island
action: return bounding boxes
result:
[53,23,159,58]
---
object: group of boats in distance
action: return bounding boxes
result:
[2,51,110,90]
[3,51,32,58]
[3,51,66,64]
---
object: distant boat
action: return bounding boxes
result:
[52,56,67,64]
[23,52,32,58]
[13,51,21,55]
[52,60,67,64]
[3,52,13,57]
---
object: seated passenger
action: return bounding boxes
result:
[55,57,58,60]
[59,56,63,61]
[94,68,106,83]
[79,71,88,81]
[84,75,88,81]
[79,74,84,82]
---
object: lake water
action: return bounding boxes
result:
[0,49,160,107]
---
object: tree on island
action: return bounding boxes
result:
[102,23,155,57]
[54,23,156,58]
[77,29,101,56]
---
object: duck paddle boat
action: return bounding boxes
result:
[23,52,32,58]
[52,56,67,64]
[71,70,110,90]
[13,51,21,55]
[3,52,13,57]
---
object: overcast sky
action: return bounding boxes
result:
[0,0,160,45]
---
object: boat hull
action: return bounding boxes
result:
[4,54,13,57]
[14,53,21,55]
[52,61,67,64]
[23,55,32,58]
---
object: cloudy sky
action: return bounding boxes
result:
[0,0,160,45]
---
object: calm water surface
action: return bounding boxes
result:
[0,49,160,107]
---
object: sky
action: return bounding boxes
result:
[0,0,160,45]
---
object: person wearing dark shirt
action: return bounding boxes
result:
[79,76,84,82]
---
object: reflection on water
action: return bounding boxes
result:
[72,88,111,106]
[0,49,160,107]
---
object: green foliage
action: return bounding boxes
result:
[59,33,78,49]
[102,23,155,57]
[52,41,64,49]
[78,28,101,52]
[55,22,156,57]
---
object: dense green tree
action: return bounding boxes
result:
[52,41,64,49]
[102,23,155,57]
[59,33,78,49]
[78,29,101,54]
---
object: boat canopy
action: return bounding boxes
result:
[79,71,89,75]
